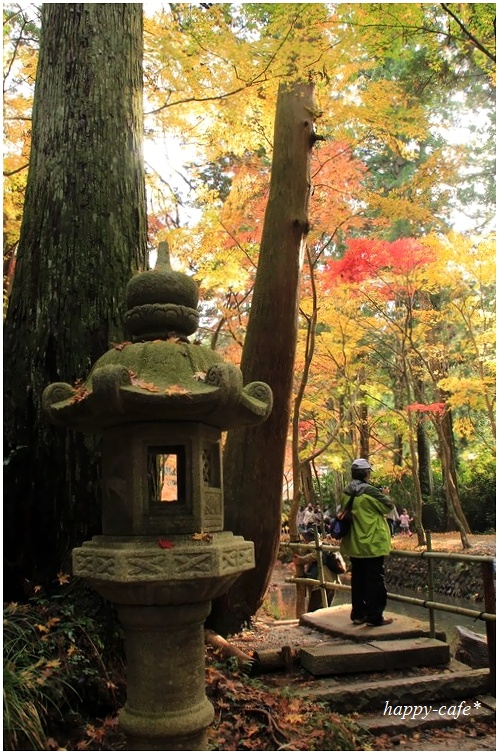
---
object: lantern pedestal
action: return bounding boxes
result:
[73,532,254,749]
[117,603,214,751]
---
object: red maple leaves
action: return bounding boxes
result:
[324,237,436,285]
[407,402,446,415]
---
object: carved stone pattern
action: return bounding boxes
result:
[221,548,254,571]
[245,381,273,404]
[204,364,223,387]
[204,491,222,516]
[173,552,213,574]
[201,449,210,484]
[126,303,199,336]
[44,383,75,406]
[74,553,116,577]
[125,555,168,577]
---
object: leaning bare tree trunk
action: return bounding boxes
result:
[435,419,472,548]
[209,82,320,635]
[3,4,147,595]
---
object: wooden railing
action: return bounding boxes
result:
[287,528,496,684]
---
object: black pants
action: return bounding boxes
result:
[350,556,387,625]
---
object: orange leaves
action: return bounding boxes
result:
[70,378,89,404]
[111,341,132,351]
[35,617,61,634]
[130,374,191,396]
[131,376,159,392]
[164,384,191,396]
[192,532,213,542]
[77,717,119,749]
[205,656,356,751]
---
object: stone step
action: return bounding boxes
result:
[300,604,447,643]
[300,636,450,676]
[294,664,491,713]
[355,694,495,736]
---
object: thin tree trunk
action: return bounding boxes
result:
[300,462,315,507]
[406,411,426,546]
[358,399,369,459]
[434,417,472,546]
[3,4,147,594]
[209,82,319,634]
[416,420,433,497]
[289,247,318,541]
[439,405,469,532]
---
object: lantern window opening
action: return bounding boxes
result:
[148,445,186,504]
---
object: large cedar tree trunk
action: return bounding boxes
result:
[3,4,147,595]
[209,82,319,634]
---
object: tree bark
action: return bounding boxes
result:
[3,4,147,594]
[434,417,472,547]
[358,398,370,459]
[416,420,433,497]
[209,82,318,634]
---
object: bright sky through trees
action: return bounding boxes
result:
[139,2,494,237]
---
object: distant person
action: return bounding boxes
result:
[386,504,399,536]
[294,529,346,612]
[302,503,315,529]
[323,515,332,535]
[339,458,394,627]
[399,509,413,536]
[296,505,306,534]
[314,504,323,531]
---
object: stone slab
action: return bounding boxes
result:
[478,694,496,711]
[300,637,450,677]
[294,667,491,713]
[300,604,447,643]
[300,642,386,675]
[368,637,450,669]
[356,700,495,735]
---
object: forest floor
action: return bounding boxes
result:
[386,531,496,556]
[11,532,495,751]
[218,531,496,752]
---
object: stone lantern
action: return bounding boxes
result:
[42,243,273,751]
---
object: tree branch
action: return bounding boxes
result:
[3,163,29,177]
[440,3,496,63]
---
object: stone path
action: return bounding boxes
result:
[232,603,494,744]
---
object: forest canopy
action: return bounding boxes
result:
[3,2,496,577]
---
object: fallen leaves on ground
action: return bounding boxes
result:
[390,532,495,556]
[371,719,496,751]
[205,650,368,751]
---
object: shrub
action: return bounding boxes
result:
[3,604,71,750]
[3,580,125,750]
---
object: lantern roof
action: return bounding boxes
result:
[43,243,272,432]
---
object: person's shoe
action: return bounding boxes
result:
[366,617,394,627]
[352,617,367,625]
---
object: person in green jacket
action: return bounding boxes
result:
[340,458,394,627]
